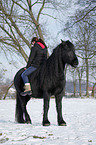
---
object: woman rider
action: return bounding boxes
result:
[21,37,47,96]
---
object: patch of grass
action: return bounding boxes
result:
[33,135,46,139]
[0,133,2,136]
[88,140,92,142]
[48,134,53,136]
[0,137,9,144]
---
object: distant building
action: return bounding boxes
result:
[88,87,96,95]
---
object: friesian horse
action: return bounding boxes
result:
[14,40,78,126]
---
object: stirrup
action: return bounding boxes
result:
[27,91,32,95]
[20,90,32,96]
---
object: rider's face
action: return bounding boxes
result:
[32,41,35,46]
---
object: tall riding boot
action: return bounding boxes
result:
[20,83,32,96]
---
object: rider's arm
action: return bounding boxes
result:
[26,46,36,68]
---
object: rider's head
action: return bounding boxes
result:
[31,37,39,45]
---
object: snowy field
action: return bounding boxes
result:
[0,98,96,145]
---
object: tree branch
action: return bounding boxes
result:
[37,0,45,23]
[26,0,44,40]
[64,5,96,31]
[12,0,29,13]
[1,1,31,48]
[0,25,28,62]
[3,81,14,100]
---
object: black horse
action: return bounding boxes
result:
[14,40,78,126]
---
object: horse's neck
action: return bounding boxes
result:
[54,48,65,79]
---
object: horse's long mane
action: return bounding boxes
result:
[46,43,64,78]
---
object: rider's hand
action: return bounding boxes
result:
[24,67,27,70]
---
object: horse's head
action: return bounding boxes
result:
[61,40,78,68]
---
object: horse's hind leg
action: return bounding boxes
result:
[15,93,31,124]
[55,96,67,126]
[42,91,50,126]
[15,93,24,123]
[21,96,32,124]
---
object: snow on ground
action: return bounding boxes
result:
[0,98,96,145]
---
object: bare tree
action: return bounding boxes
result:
[70,68,78,97]
[0,0,46,61]
[76,65,85,96]
[0,0,72,98]
[63,4,96,31]
[64,3,96,97]
[0,0,70,61]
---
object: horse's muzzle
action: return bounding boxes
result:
[72,58,78,68]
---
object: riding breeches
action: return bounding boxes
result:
[21,66,37,84]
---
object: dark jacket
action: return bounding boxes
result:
[26,41,47,68]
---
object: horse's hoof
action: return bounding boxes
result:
[42,120,50,126]
[27,91,32,96]
[59,123,67,126]
[26,120,32,124]
[43,122,50,126]
[58,120,67,126]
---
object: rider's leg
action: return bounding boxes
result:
[21,66,37,96]
[21,66,37,84]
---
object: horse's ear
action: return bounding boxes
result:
[61,39,65,44]
[61,39,63,43]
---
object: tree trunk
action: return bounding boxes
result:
[79,78,82,97]
[73,80,76,97]
[85,43,89,97]
[3,82,14,100]
[85,58,89,97]
[91,83,96,97]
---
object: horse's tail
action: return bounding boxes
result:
[14,68,25,94]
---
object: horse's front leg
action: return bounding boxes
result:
[42,91,50,126]
[55,96,67,126]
